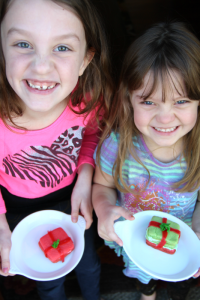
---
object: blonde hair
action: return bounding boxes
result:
[97,22,200,194]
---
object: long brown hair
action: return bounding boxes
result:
[97,22,200,193]
[0,0,114,129]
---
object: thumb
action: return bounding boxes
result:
[71,198,80,224]
[1,247,10,274]
[71,207,79,224]
[117,207,135,221]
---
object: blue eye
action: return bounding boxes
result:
[54,45,69,52]
[17,42,30,48]
[176,100,188,104]
[143,101,154,105]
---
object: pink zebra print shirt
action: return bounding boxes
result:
[0,104,99,214]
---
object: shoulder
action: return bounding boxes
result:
[94,131,119,170]
[132,135,141,149]
[101,131,119,153]
[101,132,142,157]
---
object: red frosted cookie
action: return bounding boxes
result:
[39,227,74,263]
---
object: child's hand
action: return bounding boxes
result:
[193,268,200,278]
[97,201,134,246]
[71,178,93,229]
[0,215,13,276]
[71,164,94,229]
[92,166,135,246]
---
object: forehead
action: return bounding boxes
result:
[135,70,186,101]
[1,0,85,43]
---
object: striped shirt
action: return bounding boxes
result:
[94,132,199,283]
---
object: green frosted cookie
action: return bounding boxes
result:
[146,216,180,252]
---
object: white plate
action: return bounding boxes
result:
[114,210,200,281]
[9,210,86,281]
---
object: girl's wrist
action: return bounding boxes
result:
[95,199,113,219]
[0,214,10,231]
[77,164,93,183]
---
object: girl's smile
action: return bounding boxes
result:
[24,80,59,95]
[131,71,199,161]
[152,125,179,135]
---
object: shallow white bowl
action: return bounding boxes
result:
[9,210,86,281]
[114,210,200,281]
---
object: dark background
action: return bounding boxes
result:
[93,0,200,81]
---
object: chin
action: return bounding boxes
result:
[154,141,178,148]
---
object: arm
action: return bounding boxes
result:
[71,119,100,229]
[71,163,94,229]
[0,213,12,276]
[77,125,100,169]
[92,166,134,246]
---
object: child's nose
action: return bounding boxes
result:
[156,107,175,124]
[32,54,54,75]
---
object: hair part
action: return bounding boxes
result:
[97,21,200,194]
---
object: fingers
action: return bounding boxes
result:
[71,193,81,224]
[71,196,93,229]
[78,194,93,229]
[81,206,93,229]
[98,224,123,246]
[97,206,135,246]
[0,246,11,276]
[193,268,200,278]
[119,207,135,221]
[106,230,123,246]
[71,205,79,224]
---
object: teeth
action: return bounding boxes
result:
[47,85,55,89]
[27,81,56,90]
[29,82,34,88]
[154,127,177,132]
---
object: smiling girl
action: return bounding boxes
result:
[0,0,112,299]
[92,22,200,300]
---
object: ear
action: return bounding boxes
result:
[79,49,95,76]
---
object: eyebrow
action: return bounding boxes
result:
[7,27,80,41]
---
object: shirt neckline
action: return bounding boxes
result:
[139,134,184,167]
[2,104,69,135]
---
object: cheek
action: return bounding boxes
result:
[57,61,80,94]
[181,110,198,127]
[134,110,142,129]
[59,58,81,79]
[5,54,25,81]
[134,107,151,129]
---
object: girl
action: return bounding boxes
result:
[92,22,200,300]
[0,0,113,299]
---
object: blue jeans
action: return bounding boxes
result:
[6,200,101,300]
